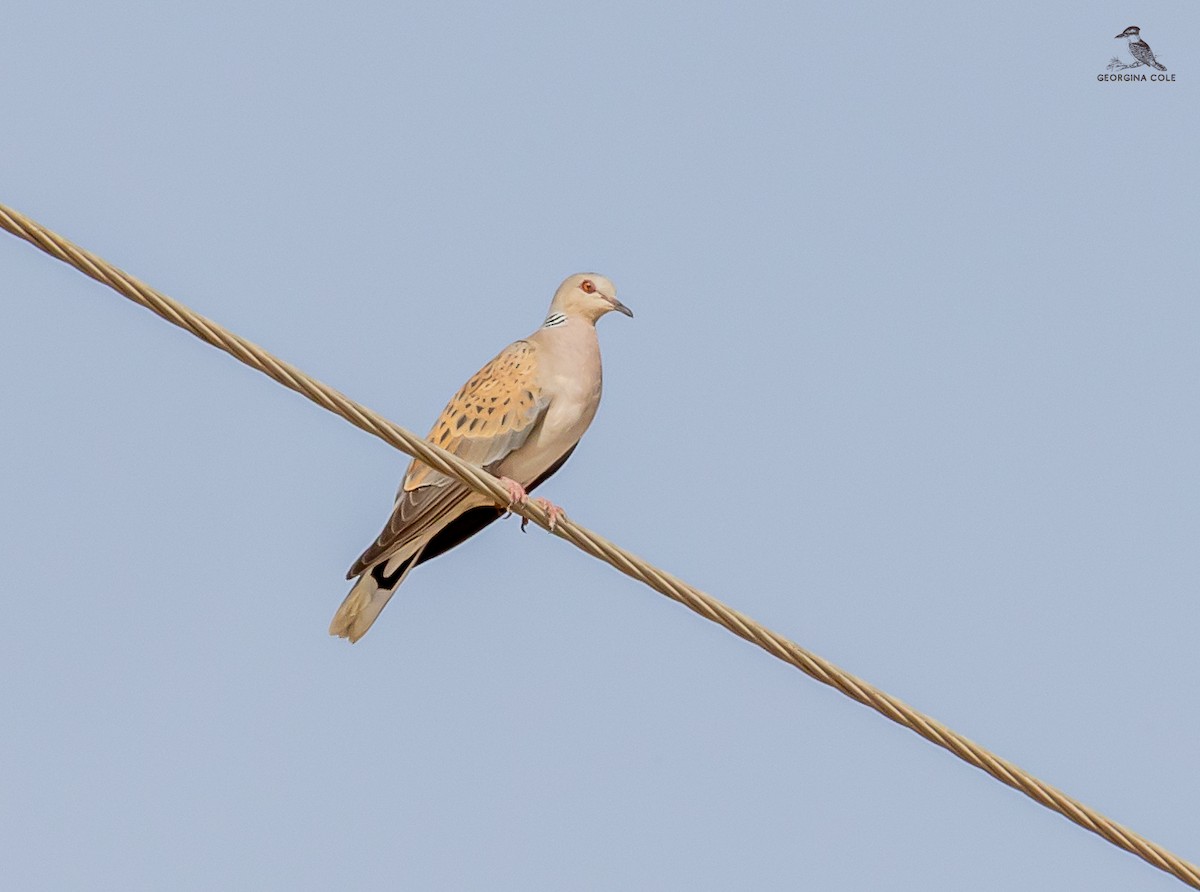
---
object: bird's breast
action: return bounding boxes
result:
[497,326,603,484]
[501,376,601,484]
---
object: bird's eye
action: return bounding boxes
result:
[581,280,596,294]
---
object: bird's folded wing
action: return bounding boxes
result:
[347,340,548,577]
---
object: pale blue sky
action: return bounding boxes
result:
[3,2,1199,890]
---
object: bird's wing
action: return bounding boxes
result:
[347,339,548,577]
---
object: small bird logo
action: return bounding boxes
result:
[1109,26,1167,72]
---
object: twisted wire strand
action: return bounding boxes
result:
[2,201,1196,889]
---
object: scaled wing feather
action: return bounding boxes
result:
[347,340,548,577]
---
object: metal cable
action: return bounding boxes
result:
[2,201,1196,888]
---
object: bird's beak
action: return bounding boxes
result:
[1114,32,1124,38]
[607,295,634,318]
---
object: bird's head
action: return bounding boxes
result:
[550,273,633,323]
[1115,25,1140,39]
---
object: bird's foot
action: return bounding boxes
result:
[498,476,529,515]
[522,497,565,533]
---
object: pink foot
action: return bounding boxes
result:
[498,476,528,511]
[522,497,565,533]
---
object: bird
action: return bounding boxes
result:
[329,273,632,643]
[1114,26,1167,71]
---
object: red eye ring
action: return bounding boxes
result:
[581,280,596,294]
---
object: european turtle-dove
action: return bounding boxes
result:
[329,273,632,642]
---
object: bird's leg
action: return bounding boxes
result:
[498,476,529,515]
[522,497,565,533]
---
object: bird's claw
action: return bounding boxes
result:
[500,477,563,532]
[521,497,565,533]
[498,476,529,517]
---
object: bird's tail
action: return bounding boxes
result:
[1153,60,1167,71]
[329,545,425,643]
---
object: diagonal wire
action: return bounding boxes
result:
[2,200,1197,889]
